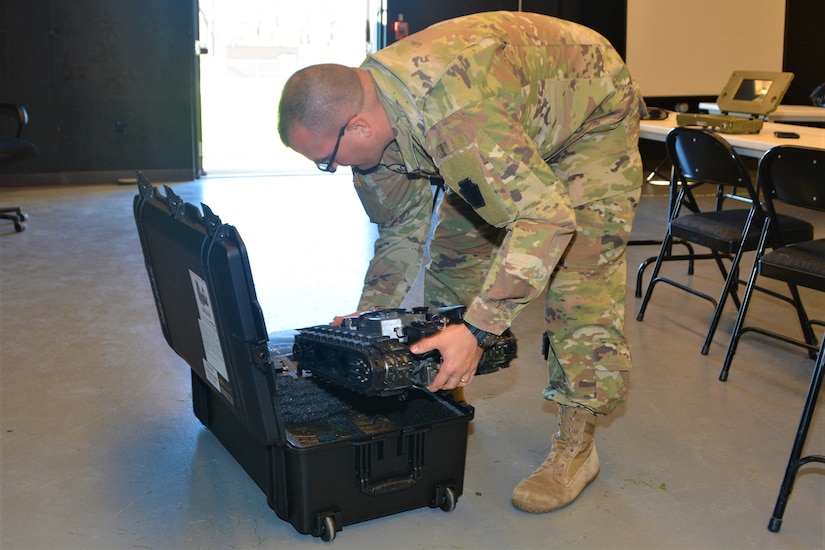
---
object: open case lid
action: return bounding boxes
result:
[716,70,794,117]
[133,173,284,446]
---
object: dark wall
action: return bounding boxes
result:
[0,0,198,184]
[783,0,824,105]
[382,0,517,49]
[384,1,626,58]
[1,1,818,185]
[386,1,822,112]
[521,0,626,58]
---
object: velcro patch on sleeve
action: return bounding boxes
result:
[458,178,485,208]
[437,145,513,227]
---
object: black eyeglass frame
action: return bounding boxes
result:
[316,115,357,173]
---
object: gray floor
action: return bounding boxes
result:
[1,175,823,550]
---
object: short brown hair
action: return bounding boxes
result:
[278,64,364,147]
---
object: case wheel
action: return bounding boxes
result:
[320,515,336,542]
[439,486,457,512]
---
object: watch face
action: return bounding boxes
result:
[465,321,497,348]
[473,328,496,348]
[479,333,498,348]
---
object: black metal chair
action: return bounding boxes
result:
[636,127,813,354]
[632,160,697,299]
[720,145,825,381]
[768,335,825,533]
[0,103,37,232]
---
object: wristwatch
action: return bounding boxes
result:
[463,321,498,349]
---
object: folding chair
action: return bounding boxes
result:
[636,128,813,354]
[720,145,825,381]
[767,336,825,533]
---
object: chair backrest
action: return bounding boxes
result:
[759,146,825,213]
[0,104,36,166]
[665,126,758,207]
[0,104,29,139]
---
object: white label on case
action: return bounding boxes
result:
[190,270,229,388]
[204,359,220,392]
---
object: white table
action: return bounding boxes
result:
[698,103,825,124]
[640,111,825,157]
[634,111,825,297]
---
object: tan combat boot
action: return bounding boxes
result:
[511,404,599,513]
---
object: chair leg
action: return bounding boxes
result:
[634,181,698,298]
[0,206,26,218]
[709,250,742,306]
[786,283,819,359]
[702,243,749,355]
[0,207,26,232]
[635,255,657,298]
[634,240,696,298]
[719,254,763,381]
[768,338,825,533]
[636,232,675,321]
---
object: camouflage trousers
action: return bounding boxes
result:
[425,127,642,415]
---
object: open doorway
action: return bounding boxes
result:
[198,0,372,175]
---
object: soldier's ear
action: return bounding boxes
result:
[349,115,372,137]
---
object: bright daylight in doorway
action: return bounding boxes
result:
[198,0,371,175]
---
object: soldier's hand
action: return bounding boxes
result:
[410,323,483,391]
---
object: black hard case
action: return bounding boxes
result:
[133,177,474,541]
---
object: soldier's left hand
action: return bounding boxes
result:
[410,323,483,391]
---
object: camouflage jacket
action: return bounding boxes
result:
[355,11,643,335]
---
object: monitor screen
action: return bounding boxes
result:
[733,79,773,102]
[718,71,794,116]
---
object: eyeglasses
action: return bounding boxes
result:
[316,115,357,173]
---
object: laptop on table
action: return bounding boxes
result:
[677,70,794,134]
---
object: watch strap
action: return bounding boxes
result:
[464,321,498,349]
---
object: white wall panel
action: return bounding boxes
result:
[626,0,785,97]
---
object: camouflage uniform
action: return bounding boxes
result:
[353,11,643,415]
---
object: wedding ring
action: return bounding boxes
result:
[460,378,467,383]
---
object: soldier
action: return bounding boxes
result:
[278,11,644,513]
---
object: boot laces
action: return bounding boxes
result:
[543,409,580,475]
[557,408,580,445]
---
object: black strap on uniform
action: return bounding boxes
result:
[429,176,446,213]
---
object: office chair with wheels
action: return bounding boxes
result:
[0,103,36,232]
[720,145,825,382]
[636,128,813,354]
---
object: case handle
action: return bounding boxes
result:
[357,431,425,495]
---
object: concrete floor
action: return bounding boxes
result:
[1,175,823,549]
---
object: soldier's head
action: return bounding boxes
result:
[278,64,393,173]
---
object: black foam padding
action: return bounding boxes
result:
[275,374,463,442]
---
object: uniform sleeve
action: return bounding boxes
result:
[353,169,434,310]
[425,103,578,334]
